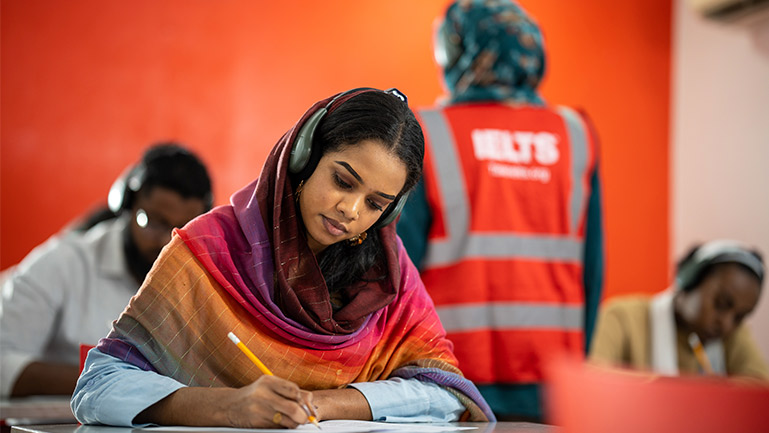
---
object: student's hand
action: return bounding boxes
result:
[226,375,315,428]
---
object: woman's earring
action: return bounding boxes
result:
[348,232,367,246]
[294,180,304,204]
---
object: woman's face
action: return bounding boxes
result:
[676,263,761,342]
[299,139,407,255]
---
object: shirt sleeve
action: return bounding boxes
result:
[583,165,605,353]
[0,238,75,397]
[71,349,184,426]
[349,378,465,423]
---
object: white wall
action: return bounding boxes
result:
[672,1,769,361]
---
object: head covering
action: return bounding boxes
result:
[436,0,546,105]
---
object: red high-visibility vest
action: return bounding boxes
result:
[417,103,596,384]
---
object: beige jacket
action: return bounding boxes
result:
[589,294,769,380]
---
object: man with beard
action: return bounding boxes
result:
[0,143,212,397]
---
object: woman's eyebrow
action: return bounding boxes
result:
[335,160,396,200]
[335,161,362,182]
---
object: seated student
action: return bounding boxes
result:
[590,240,768,379]
[0,143,213,398]
[71,88,495,427]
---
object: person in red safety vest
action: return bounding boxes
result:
[396,0,605,422]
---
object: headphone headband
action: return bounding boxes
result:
[676,240,764,291]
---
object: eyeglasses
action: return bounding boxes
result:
[135,208,175,235]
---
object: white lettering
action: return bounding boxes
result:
[512,132,534,164]
[487,162,551,183]
[472,128,559,165]
[471,129,496,161]
[534,132,559,165]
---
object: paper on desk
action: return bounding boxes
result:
[145,420,477,432]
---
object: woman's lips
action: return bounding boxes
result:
[322,216,347,236]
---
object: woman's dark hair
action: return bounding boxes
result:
[676,244,764,293]
[302,90,425,292]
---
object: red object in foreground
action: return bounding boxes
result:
[546,357,769,433]
[79,344,95,374]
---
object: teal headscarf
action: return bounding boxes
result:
[436,0,546,105]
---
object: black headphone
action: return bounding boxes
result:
[676,240,765,292]
[108,162,147,214]
[288,87,410,229]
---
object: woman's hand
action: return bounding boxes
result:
[135,375,317,428]
[225,375,316,428]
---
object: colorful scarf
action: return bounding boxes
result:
[97,91,494,421]
[440,0,546,105]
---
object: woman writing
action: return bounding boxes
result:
[590,240,767,379]
[71,88,494,427]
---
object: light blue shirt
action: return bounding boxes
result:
[72,349,465,426]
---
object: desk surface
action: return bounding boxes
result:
[1,397,76,425]
[11,422,556,433]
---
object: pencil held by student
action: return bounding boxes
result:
[228,332,320,428]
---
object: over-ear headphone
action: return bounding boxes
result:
[288,87,411,229]
[676,240,765,292]
[108,162,147,214]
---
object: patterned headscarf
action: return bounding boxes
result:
[436,0,546,105]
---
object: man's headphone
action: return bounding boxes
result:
[288,87,410,229]
[676,240,765,292]
[108,163,147,214]
[107,145,213,214]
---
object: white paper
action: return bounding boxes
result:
[146,420,477,433]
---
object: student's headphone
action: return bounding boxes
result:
[676,240,765,292]
[108,162,147,214]
[288,87,410,229]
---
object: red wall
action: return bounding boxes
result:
[0,0,671,300]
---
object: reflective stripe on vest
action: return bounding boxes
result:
[436,303,584,333]
[419,107,590,268]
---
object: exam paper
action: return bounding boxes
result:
[146,420,478,432]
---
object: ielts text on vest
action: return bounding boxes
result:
[472,129,559,184]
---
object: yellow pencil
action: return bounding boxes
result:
[228,332,320,428]
[688,332,714,375]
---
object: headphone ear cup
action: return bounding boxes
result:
[676,258,699,291]
[375,191,410,228]
[107,163,146,213]
[107,175,128,214]
[290,108,328,174]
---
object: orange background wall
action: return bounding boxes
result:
[0,0,671,300]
